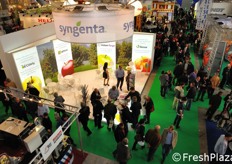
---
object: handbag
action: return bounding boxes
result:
[150,105,155,112]
[138,141,145,146]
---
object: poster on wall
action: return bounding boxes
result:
[97,42,116,70]
[132,33,155,73]
[13,47,45,92]
[53,40,73,77]
[36,42,58,82]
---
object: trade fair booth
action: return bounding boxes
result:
[200,14,232,77]
[0,3,156,163]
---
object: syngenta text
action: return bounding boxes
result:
[123,21,134,32]
[59,21,104,37]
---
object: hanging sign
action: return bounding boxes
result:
[52,4,134,43]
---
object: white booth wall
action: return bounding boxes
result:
[0,23,56,89]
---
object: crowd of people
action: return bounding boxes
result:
[1,5,232,164]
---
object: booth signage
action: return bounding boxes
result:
[196,0,213,30]
[52,9,134,43]
[19,14,54,28]
[40,126,64,160]
[210,3,232,15]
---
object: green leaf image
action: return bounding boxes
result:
[76,21,81,26]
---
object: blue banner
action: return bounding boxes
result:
[176,0,182,6]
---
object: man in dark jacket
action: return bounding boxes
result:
[132,118,145,150]
[124,87,141,103]
[78,102,92,136]
[173,62,184,86]
[42,112,52,134]
[93,96,104,129]
[53,92,65,116]
[206,91,223,121]
[186,82,196,111]
[114,138,131,164]
[145,125,161,162]
[104,99,117,131]
[130,96,141,128]
[219,64,231,89]
[143,96,154,124]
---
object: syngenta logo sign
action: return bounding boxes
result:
[136,45,147,48]
[21,62,35,69]
[59,21,105,37]
[123,21,134,32]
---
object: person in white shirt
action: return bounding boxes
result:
[214,134,232,155]
[37,102,50,117]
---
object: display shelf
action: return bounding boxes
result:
[151,1,175,14]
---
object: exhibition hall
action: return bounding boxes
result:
[0,0,232,164]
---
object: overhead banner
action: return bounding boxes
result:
[132,33,155,73]
[52,4,134,43]
[97,42,116,69]
[196,0,213,30]
[13,47,45,92]
[53,39,73,77]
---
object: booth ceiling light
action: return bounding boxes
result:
[52,3,135,43]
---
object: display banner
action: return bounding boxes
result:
[53,39,73,77]
[196,0,213,30]
[13,47,45,92]
[52,5,134,43]
[40,126,64,160]
[97,42,116,69]
[210,3,232,15]
[19,14,53,28]
[132,33,155,73]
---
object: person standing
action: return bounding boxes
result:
[145,125,161,162]
[53,92,65,116]
[90,88,101,107]
[93,96,104,129]
[125,70,135,91]
[196,75,209,102]
[103,62,110,86]
[78,102,92,136]
[42,112,52,134]
[120,101,133,135]
[114,138,132,164]
[206,91,223,121]
[161,125,178,164]
[173,97,187,129]
[159,71,169,98]
[214,133,232,155]
[209,72,220,99]
[130,96,141,128]
[37,102,50,117]
[172,83,185,109]
[114,123,127,143]
[115,65,125,91]
[143,96,154,124]
[124,87,141,104]
[104,99,117,131]
[108,86,119,101]
[4,78,17,88]
[12,97,29,122]
[186,82,196,111]
[132,118,145,150]
[219,64,231,89]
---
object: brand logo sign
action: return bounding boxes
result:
[211,8,225,12]
[52,9,134,43]
[21,62,35,69]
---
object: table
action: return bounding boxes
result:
[0,117,29,136]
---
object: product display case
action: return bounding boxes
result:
[151,1,175,21]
